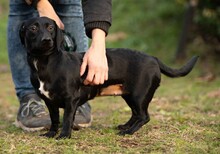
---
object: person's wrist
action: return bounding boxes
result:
[92,29,106,40]
[36,0,65,29]
[36,0,50,12]
[91,29,106,53]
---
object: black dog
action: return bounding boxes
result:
[19,17,198,139]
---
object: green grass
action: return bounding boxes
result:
[0,71,219,153]
[0,0,219,153]
[0,0,8,64]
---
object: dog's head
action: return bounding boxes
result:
[19,17,63,56]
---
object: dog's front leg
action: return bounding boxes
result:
[56,97,79,139]
[40,101,59,138]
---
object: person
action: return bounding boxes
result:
[7,0,112,131]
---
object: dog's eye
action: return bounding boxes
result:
[29,25,38,32]
[47,25,54,32]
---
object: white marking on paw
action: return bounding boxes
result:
[38,79,51,99]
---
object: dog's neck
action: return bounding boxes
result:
[27,48,62,70]
[27,47,60,58]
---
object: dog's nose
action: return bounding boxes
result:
[42,37,52,43]
[41,32,52,43]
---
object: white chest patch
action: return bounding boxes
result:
[38,79,51,99]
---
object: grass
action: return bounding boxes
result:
[0,69,219,153]
[0,0,219,153]
[0,0,8,64]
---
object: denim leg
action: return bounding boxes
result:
[53,0,88,52]
[7,0,38,101]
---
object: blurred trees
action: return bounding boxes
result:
[175,0,220,60]
[196,0,220,42]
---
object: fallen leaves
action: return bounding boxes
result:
[207,89,220,98]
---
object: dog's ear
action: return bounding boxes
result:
[19,22,26,45]
[55,22,64,50]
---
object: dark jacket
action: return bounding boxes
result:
[82,0,112,38]
[25,0,112,38]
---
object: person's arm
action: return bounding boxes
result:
[80,29,108,85]
[25,0,64,29]
[81,0,112,85]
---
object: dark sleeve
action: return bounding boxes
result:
[82,0,112,38]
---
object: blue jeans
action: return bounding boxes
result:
[7,0,88,101]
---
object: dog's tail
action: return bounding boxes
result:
[156,56,199,78]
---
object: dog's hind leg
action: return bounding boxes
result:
[118,76,160,135]
[118,95,150,135]
[117,94,143,131]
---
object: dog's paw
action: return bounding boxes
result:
[40,131,57,138]
[118,130,134,136]
[117,124,129,130]
[56,133,71,140]
[117,131,127,136]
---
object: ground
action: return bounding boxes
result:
[0,64,219,153]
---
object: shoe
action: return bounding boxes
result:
[14,94,51,132]
[72,103,92,130]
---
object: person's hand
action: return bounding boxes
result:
[36,0,64,29]
[80,29,108,85]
